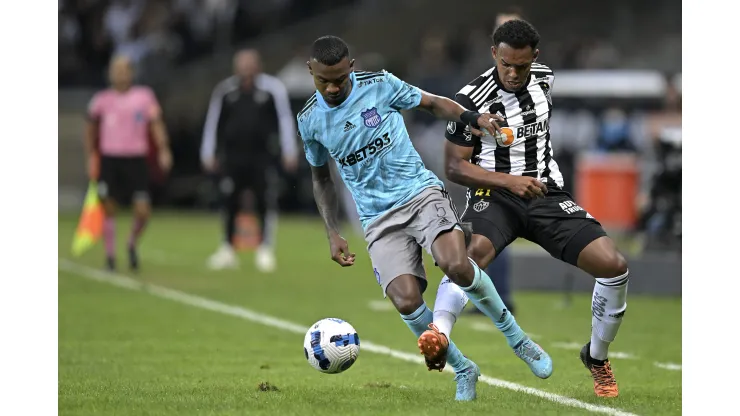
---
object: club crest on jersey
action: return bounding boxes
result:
[473,200,489,212]
[361,107,382,128]
[447,121,456,134]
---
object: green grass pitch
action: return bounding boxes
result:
[58,212,681,415]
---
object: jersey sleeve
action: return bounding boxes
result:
[87,93,103,121]
[142,87,162,121]
[384,71,423,111]
[297,118,329,167]
[444,93,476,147]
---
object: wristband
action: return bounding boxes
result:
[460,111,481,128]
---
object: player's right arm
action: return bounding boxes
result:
[299,118,355,267]
[444,94,547,199]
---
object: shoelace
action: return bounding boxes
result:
[516,341,541,361]
[592,363,616,388]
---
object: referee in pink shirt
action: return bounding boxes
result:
[85,55,173,271]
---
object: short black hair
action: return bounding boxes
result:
[311,35,350,66]
[492,19,540,50]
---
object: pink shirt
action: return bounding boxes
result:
[88,86,161,157]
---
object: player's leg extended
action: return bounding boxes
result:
[386,275,479,402]
[530,190,627,397]
[432,231,552,379]
[569,231,628,398]
[423,188,551,378]
[369,221,478,401]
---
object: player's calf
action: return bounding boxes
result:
[573,235,629,394]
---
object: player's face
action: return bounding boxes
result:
[308,57,355,107]
[492,43,539,91]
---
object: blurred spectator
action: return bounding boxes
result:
[637,79,682,250]
[407,32,460,126]
[201,49,298,273]
[597,107,636,153]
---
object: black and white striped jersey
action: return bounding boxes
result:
[444,63,564,189]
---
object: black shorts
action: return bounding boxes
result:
[98,156,150,203]
[219,163,268,200]
[461,185,607,266]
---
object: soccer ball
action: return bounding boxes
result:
[303,318,360,374]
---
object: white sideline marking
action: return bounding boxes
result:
[58,259,639,416]
[654,362,682,371]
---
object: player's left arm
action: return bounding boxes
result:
[145,89,173,172]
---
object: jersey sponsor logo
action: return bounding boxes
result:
[473,200,489,212]
[358,78,384,87]
[521,104,536,117]
[559,200,586,215]
[338,132,391,167]
[494,119,549,147]
[481,95,504,109]
[361,107,382,128]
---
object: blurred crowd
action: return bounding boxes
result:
[58,0,356,87]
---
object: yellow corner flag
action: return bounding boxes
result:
[71,182,104,257]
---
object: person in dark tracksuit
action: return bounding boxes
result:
[201,49,298,272]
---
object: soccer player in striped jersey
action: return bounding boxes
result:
[441,19,629,398]
[298,35,552,401]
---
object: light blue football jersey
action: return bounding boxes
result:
[297,70,444,230]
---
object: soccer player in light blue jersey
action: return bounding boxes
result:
[297,36,552,400]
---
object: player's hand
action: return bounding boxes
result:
[202,157,219,173]
[282,154,298,173]
[87,153,99,181]
[474,113,504,137]
[158,149,173,173]
[329,233,355,267]
[504,176,548,199]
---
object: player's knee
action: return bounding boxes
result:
[386,276,424,315]
[602,251,628,278]
[439,257,474,287]
[392,294,424,316]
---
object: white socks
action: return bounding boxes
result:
[590,270,629,361]
[432,276,469,337]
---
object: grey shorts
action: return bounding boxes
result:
[364,186,462,297]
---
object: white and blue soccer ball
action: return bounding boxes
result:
[303,318,360,374]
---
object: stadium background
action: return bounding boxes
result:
[58,2,681,414]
